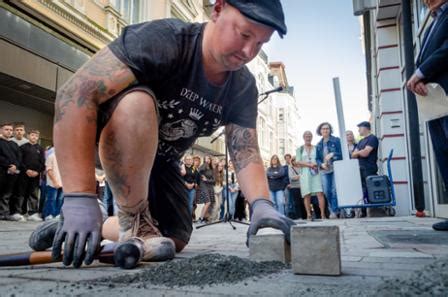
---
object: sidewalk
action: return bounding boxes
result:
[0,216,447,296]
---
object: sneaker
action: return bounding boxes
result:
[28,218,59,251]
[44,215,54,221]
[27,213,43,222]
[117,200,175,262]
[329,213,338,219]
[9,213,26,222]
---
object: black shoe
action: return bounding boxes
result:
[433,220,448,231]
[28,218,59,251]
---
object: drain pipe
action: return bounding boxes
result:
[401,0,425,214]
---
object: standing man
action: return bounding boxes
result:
[11,123,29,215]
[0,123,23,221]
[352,121,379,213]
[16,130,45,221]
[407,0,448,231]
[283,154,295,219]
[11,123,29,147]
[30,0,294,268]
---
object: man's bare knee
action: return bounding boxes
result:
[111,91,157,123]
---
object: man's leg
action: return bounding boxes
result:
[98,91,176,260]
[6,174,21,220]
[428,118,448,187]
[27,176,41,220]
[0,171,9,219]
[99,91,158,210]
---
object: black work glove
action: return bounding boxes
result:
[247,199,296,247]
[52,193,103,268]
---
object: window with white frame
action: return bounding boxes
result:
[110,0,141,24]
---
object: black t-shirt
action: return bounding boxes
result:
[356,134,379,171]
[108,19,258,162]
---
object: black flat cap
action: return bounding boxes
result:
[357,121,371,129]
[226,0,287,38]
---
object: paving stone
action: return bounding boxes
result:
[291,225,341,276]
[249,234,291,264]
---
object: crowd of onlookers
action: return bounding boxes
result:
[265,121,379,220]
[180,155,250,223]
[181,120,380,223]
[0,119,379,224]
[0,122,63,222]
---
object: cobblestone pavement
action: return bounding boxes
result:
[0,216,447,296]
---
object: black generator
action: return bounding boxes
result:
[366,175,393,204]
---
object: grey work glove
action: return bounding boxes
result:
[247,199,296,247]
[52,193,103,268]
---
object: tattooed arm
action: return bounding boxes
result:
[53,47,136,194]
[227,123,295,244]
[225,123,270,204]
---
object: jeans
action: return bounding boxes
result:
[43,186,64,218]
[285,188,297,219]
[38,182,47,214]
[269,190,285,215]
[289,187,304,219]
[186,188,196,214]
[222,186,238,219]
[102,182,117,216]
[321,172,338,214]
[428,116,448,187]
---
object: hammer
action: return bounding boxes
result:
[0,239,144,269]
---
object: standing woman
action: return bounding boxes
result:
[346,130,358,157]
[316,122,342,219]
[191,155,201,221]
[266,155,287,215]
[222,160,239,220]
[296,131,326,220]
[197,155,215,223]
[211,162,224,221]
[180,155,197,215]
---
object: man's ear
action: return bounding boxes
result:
[211,0,226,22]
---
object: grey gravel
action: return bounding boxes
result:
[370,257,448,297]
[94,253,287,288]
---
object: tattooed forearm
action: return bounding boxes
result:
[226,124,263,172]
[54,47,136,124]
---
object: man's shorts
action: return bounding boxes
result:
[96,86,193,244]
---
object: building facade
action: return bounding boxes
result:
[0,0,145,148]
[269,62,300,159]
[353,0,447,218]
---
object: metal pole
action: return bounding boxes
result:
[402,0,425,212]
[333,77,350,160]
